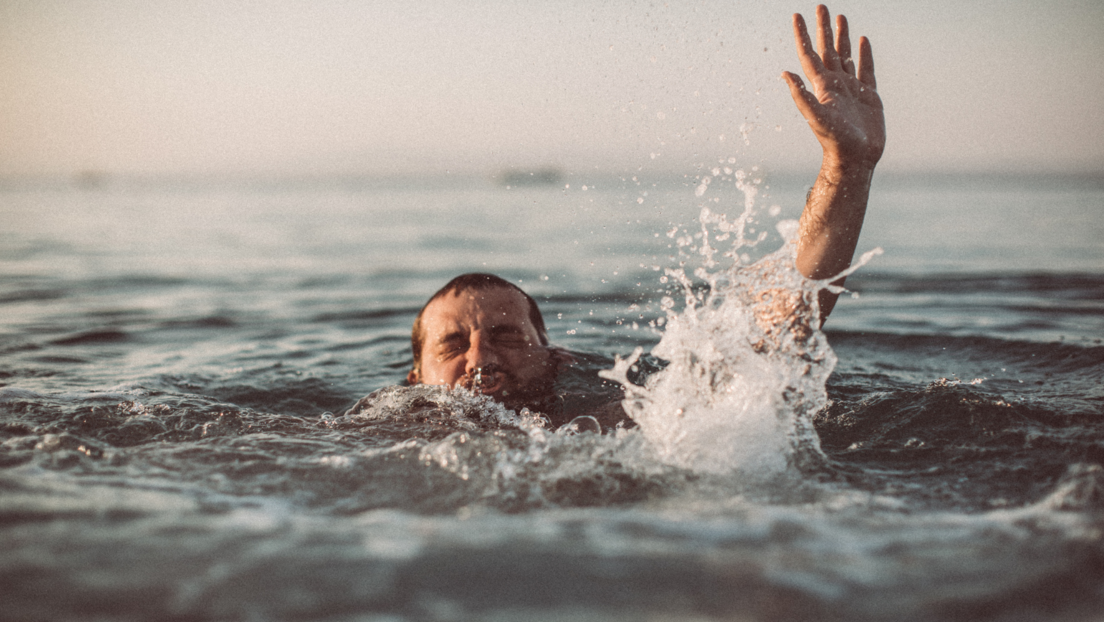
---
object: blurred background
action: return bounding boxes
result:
[2,0,1101,182]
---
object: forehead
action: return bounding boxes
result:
[419,287,536,339]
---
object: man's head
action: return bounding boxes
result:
[408,273,554,407]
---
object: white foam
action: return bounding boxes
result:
[603,174,837,475]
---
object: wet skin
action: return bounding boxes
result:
[407,4,884,408]
[407,287,557,408]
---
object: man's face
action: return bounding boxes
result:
[408,287,554,406]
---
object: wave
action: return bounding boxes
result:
[847,271,1104,296]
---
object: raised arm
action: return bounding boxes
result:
[782,5,885,322]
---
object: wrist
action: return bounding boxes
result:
[819,152,877,185]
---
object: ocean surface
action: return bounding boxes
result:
[2,170,1103,621]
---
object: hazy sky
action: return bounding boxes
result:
[2,0,1101,178]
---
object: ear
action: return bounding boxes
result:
[406,368,419,385]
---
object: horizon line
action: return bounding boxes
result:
[2,166,1102,190]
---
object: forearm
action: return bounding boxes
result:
[781,6,883,323]
[796,157,874,320]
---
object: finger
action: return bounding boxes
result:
[836,14,855,76]
[782,71,824,125]
[816,5,840,72]
[857,36,876,89]
[792,13,825,80]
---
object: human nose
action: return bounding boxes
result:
[464,332,499,374]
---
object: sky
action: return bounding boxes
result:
[1,0,1102,179]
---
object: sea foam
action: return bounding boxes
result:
[602,171,838,475]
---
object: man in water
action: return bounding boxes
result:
[406,6,884,417]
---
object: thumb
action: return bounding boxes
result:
[782,71,822,122]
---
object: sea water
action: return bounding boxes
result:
[2,170,1103,621]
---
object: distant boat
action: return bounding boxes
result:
[498,168,562,187]
[74,170,108,189]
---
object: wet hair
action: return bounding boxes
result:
[410,273,549,373]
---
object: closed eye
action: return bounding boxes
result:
[435,334,468,359]
[487,326,531,348]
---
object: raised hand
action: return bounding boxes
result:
[783,5,885,172]
[783,5,885,323]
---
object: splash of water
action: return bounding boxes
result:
[338,169,878,482]
[337,383,669,509]
[603,170,864,475]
